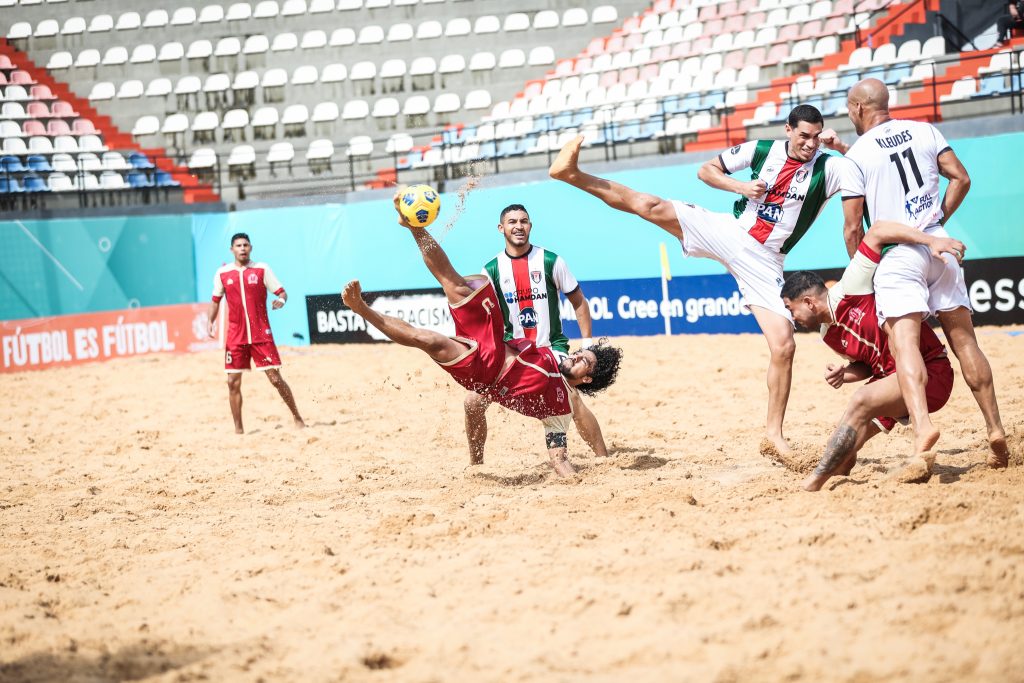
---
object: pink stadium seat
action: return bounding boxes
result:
[823,16,847,34]
[705,19,724,35]
[724,15,744,33]
[745,12,766,30]
[698,5,718,21]
[0,72,7,86]
[72,119,98,135]
[52,101,78,117]
[620,67,638,86]
[766,43,790,64]
[11,70,35,85]
[622,16,642,33]
[834,0,855,13]
[624,33,643,50]
[586,37,606,57]
[22,119,46,136]
[47,119,72,136]
[777,24,800,43]
[654,0,672,12]
[607,35,625,53]
[26,101,49,118]
[30,84,53,100]
[640,63,659,81]
[692,37,712,53]
[573,56,593,75]
[671,41,691,59]
[599,71,619,88]
[724,50,745,70]
[720,1,738,16]
[0,55,13,69]
[745,47,767,66]
[651,45,671,62]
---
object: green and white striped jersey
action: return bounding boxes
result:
[482,246,579,354]
[719,139,845,254]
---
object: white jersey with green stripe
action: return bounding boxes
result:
[482,246,579,353]
[719,139,845,254]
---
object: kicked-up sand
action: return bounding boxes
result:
[1,328,1022,682]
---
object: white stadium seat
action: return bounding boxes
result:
[342,100,369,119]
[592,5,617,23]
[130,44,157,63]
[410,57,437,76]
[358,26,384,43]
[444,18,470,37]
[504,13,529,31]
[48,52,73,69]
[262,68,288,87]
[380,59,407,78]
[282,104,309,124]
[439,55,465,74]
[330,28,356,46]
[313,101,340,121]
[534,10,559,29]
[159,42,185,61]
[417,21,442,39]
[403,96,430,115]
[267,142,295,163]
[372,98,399,117]
[118,80,144,98]
[215,37,242,57]
[385,133,413,153]
[244,35,270,54]
[102,47,128,66]
[146,78,172,97]
[144,10,169,28]
[433,93,460,113]
[187,40,213,60]
[529,46,555,66]
[301,30,327,49]
[292,65,318,84]
[204,73,231,93]
[199,5,225,23]
[226,3,253,21]
[7,22,31,39]
[389,23,414,41]
[100,171,126,190]
[474,16,499,34]
[115,12,141,30]
[322,63,348,82]
[305,139,333,160]
[189,148,218,169]
[272,33,298,51]
[350,61,377,81]
[88,15,113,32]
[499,49,526,68]
[254,0,280,17]
[252,106,280,127]
[563,8,588,26]
[470,52,496,71]
[175,76,201,95]
[347,136,373,156]
[161,113,189,134]
[191,111,220,134]
[36,19,59,37]
[172,7,197,25]
[90,82,115,100]
[228,145,255,166]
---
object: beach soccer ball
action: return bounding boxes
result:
[398,184,441,228]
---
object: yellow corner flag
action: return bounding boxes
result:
[659,242,671,281]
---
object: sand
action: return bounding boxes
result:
[1,328,1023,682]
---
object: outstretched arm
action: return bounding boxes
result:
[937,150,971,226]
[864,220,965,262]
[697,157,767,199]
[393,191,473,303]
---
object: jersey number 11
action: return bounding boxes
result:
[889,148,924,194]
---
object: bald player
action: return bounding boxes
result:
[821,78,1009,472]
[549,105,848,458]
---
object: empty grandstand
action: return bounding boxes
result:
[1,0,1022,209]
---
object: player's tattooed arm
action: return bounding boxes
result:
[814,424,857,476]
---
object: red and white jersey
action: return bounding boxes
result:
[485,338,573,422]
[822,243,946,378]
[842,119,951,229]
[211,262,284,346]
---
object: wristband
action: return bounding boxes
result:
[579,337,593,349]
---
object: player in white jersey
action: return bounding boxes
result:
[549,105,847,457]
[822,78,1009,469]
[464,203,608,465]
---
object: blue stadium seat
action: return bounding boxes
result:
[821,91,846,117]
[154,170,180,187]
[26,155,52,173]
[22,175,49,192]
[884,64,911,84]
[0,177,25,193]
[681,93,702,112]
[974,73,1009,97]
[128,152,155,170]
[663,95,682,115]
[640,118,664,139]
[613,120,642,142]
[127,170,154,188]
[497,137,522,157]
[477,140,497,160]
[552,111,574,130]
[571,107,594,127]
[1,155,28,174]
[531,116,551,134]
[836,71,859,92]
[703,91,725,110]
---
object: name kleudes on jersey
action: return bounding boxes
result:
[874,129,914,149]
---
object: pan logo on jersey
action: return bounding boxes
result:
[757,204,783,224]
[519,307,538,329]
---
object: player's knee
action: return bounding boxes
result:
[227,374,241,389]
[464,391,488,413]
[771,335,796,362]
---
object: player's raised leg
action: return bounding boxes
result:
[803,376,903,491]
[393,191,476,304]
[464,391,490,465]
[264,368,305,429]
[342,280,468,364]
[884,315,940,456]
[937,307,1009,467]
[549,135,683,239]
[751,306,797,456]
[227,374,244,434]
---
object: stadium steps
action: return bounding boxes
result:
[0,38,219,204]
[683,0,939,151]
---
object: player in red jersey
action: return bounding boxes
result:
[781,221,965,490]
[207,232,305,434]
[340,195,623,477]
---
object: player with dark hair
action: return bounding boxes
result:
[341,195,623,478]
[464,202,608,466]
[549,105,848,458]
[781,220,965,490]
[207,232,305,434]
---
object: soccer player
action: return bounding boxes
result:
[548,105,847,457]
[464,203,608,465]
[822,78,1009,469]
[781,221,966,491]
[207,232,305,434]
[340,195,623,478]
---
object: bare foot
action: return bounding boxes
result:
[294,418,306,429]
[801,471,830,492]
[760,435,793,457]
[548,135,584,181]
[891,451,936,484]
[550,457,576,478]
[914,424,940,455]
[235,426,244,435]
[987,430,1008,469]
[836,451,858,476]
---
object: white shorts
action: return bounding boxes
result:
[672,200,791,321]
[874,224,971,324]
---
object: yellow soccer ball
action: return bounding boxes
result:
[398,184,441,228]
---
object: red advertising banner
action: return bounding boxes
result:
[1,303,221,373]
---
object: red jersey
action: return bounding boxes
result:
[211,262,284,346]
[485,338,573,420]
[822,243,946,379]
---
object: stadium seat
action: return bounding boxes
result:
[1,155,28,173]
[102,152,128,171]
[155,170,180,187]
[48,173,75,192]
[26,155,52,173]
[0,178,24,194]
[172,7,197,25]
[118,80,144,99]
[23,175,49,192]
[146,79,172,97]
[941,77,977,101]
[188,148,217,170]
[127,170,154,188]
[129,151,154,170]
[99,171,127,190]
[47,52,73,70]
[144,10,169,28]
[342,100,370,120]
[89,82,115,101]
[266,142,295,167]
[313,102,340,122]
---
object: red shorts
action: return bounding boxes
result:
[436,279,505,393]
[874,355,954,433]
[225,341,281,373]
